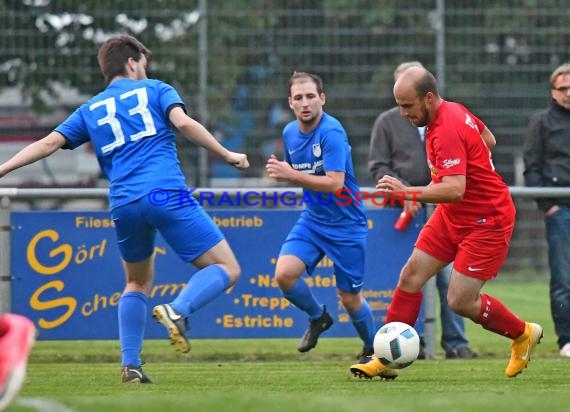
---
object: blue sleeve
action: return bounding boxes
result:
[284,149,291,164]
[282,124,291,164]
[157,81,185,118]
[54,106,90,150]
[321,129,347,172]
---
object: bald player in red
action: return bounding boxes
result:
[350,66,542,379]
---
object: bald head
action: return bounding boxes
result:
[394,66,439,99]
[393,67,441,127]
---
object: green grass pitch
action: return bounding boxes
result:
[9,279,568,412]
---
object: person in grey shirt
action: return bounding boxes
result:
[367,61,476,359]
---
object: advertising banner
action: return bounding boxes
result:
[10,208,424,339]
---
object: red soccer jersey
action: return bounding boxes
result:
[425,100,514,224]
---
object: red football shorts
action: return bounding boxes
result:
[415,207,515,280]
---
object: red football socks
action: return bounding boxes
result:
[386,287,423,326]
[475,293,525,339]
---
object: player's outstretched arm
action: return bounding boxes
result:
[377,174,465,204]
[265,154,344,192]
[0,132,67,178]
[481,126,496,149]
[169,107,249,170]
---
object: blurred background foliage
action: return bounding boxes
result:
[1,0,570,183]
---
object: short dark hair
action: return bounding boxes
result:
[97,35,151,83]
[415,70,439,98]
[288,72,324,95]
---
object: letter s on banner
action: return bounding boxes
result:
[29,280,77,329]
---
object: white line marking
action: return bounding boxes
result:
[17,397,75,412]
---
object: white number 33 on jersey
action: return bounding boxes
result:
[89,87,157,154]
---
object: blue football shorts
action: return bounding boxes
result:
[111,190,224,263]
[279,218,367,293]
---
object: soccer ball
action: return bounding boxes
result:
[373,321,420,369]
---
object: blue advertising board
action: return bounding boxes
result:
[10,208,424,340]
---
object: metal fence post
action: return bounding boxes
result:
[422,277,438,359]
[422,0,446,360]
[197,0,209,187]
[422,203,437,359]
[434,0,446,95]
[0,195,12,315]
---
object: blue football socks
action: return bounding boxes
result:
[283,279,324,319]
[170,264,231,317]
[119,291,147,367]
[350,299,376,348]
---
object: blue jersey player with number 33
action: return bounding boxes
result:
[0,35,249,384]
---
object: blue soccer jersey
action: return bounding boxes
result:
[56,78,187,209]
[282,112,367,234]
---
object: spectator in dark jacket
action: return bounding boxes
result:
[523,62,570,357]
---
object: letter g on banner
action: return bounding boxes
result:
[27,229,73,275]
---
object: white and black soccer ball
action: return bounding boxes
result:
[373,321,420,369]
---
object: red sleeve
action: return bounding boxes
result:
[432,118,467,178]
[472,112,485,133]
[458,103,485,133]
